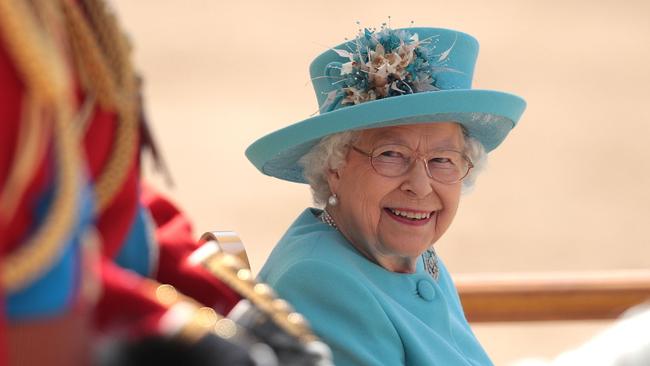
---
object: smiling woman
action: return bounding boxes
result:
[324,123,467,273]
[246,25,526,366]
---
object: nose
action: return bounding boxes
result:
[400,157,434,198]
[417,156,434,179]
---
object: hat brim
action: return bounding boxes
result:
[246,89,526,183]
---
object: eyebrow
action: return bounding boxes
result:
[369,133,463,150]
[371,134,410,146]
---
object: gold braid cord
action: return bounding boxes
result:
[1,101,81,294]
[0,0,68,102]
[0,0,66,223]
[61,0,138,214]
[0,0,82,294]
[0,99,49,224]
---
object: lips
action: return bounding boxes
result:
[384,207,435,226]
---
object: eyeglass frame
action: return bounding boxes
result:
[350,144,474,184]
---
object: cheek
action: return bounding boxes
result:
[350,181,385,228]
[437,187,462,226]
[341,173,394,237]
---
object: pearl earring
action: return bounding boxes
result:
[327,194,338,206]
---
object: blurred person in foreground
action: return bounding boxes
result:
[512,303,650,366]
[246,25,526,365]
[0,0,330,365]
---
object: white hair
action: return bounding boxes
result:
[299,131,358,206]
[299,127,488,207]
[460,132,487,194]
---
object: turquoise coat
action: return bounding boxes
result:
[259,209,493,366]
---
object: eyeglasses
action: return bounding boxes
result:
[351,144,474,184]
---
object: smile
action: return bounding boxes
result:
[384,207,435,226]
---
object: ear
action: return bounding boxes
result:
[325,166,343,196]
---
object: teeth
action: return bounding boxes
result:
[389,208,431,220]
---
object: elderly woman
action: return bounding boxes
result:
[246,26,526,366]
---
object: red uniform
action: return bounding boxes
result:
[0,1,329,365]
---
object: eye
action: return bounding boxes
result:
[373,146,411,166]
[379,150,405,158]
[427,153,461,169]
[429,157,453,165]
[375,150,408,165]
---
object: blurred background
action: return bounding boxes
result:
[111,0,650,364]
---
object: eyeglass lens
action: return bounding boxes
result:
[369,145,470,183]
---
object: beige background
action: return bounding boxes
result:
[111,0,650,364]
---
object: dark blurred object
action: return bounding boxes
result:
[97,334,255,366]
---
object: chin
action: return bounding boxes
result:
[382,236,434,258]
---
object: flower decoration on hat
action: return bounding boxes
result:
[321,25,458,111]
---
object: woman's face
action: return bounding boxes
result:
[327,122,465,272]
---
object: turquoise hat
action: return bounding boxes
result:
[246,27,526,183]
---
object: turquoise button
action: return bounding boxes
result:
[417,280,436,301]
